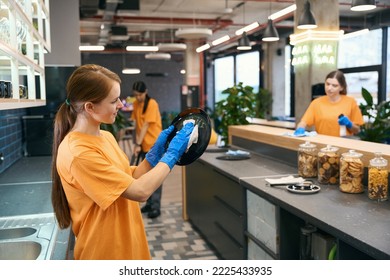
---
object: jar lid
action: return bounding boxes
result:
[299,141,316,148]
[370,152,388,167]
[320,144,339,153]
[342,149,363,158]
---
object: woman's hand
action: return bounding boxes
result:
[145,125,175,167]
[294,127,306,136]
[338,115,352,128]
[159,122,194,170]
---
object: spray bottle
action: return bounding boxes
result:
[338,114,346,137]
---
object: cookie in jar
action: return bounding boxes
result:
[318,145,340,185]
[339,150,364,193]
[298,141,318,178]
[368,152,388,201]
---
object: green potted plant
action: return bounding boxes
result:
[214,82,258,144]
[101,110,132,141]
[256,87,273,120]
[358,87,390,144]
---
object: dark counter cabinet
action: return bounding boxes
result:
[185,160,246,260]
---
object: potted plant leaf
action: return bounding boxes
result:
[358,87,390,144]
[214,82,258,145]
[256,87,273,120]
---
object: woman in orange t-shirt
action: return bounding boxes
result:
[51,64,194,259]
[131,81,163,219]
[294,70,364,137]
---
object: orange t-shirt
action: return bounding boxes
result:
[301,95,364,137]
[56,130,151,260]
[131,98,162,151]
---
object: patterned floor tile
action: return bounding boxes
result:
[143,202,219,260]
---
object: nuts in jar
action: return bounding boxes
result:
[298,141,318,178]
[368,152,388,201]
[318,145,340,185]
[339,150,364,193]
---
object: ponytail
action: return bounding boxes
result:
[51,103,76,229]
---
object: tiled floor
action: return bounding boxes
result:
[143,202,218,260]
[142,166,219,260]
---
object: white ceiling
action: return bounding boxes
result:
[79,0,390,51]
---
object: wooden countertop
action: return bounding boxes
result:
[247,117,296,129]
[229,125,390,167]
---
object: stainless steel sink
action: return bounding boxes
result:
[0,213,58,260]
[0,241,42,260]
[0,227,37,240]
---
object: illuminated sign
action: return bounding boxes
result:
[292,42,337,67]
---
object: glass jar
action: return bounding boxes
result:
[298,141,318,178]
[318,145,340,185]
[340,150,364,193]
[368,152,388,201]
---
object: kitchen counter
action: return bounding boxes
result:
[229,124,390,166]
[0,156,73,260]
[187,135,390,259]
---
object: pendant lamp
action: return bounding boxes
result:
[262,19,279,42]
[351,0,376,11]
[297,1,317,30]
[237,32,252,50]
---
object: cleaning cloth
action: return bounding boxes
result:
[183,119,198,151]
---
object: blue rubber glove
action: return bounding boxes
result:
[160,122,194,170]
[294,127,306,136]
[145,125,175,167]
[338,115,352,128]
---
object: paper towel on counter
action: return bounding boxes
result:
[265,175,305,186]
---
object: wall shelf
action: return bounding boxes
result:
[0,0,50,110]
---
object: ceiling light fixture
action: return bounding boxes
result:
[212,35,230,46]
[269,4,297,20]
[79,45,105,51]
[157,43,187,52]
[126,46,159,52]
[145,53,171,60]
[237,32,252,50]
[224,0,233,14]
[122,68,141,75]
[196,43,211,53]
[351,0,376,11]
[175,28,212,39]
[262,19,279,42]
[297,1,317,29]
[235,22,259,36]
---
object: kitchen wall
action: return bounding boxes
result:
[0,109,26,173]
[81,52,185,115]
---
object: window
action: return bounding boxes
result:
[344,71,378,105]
[338,29,382,68]
[236,52,260,93]
[214,56,234,103]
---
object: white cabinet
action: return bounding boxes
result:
[0,0,50,110]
